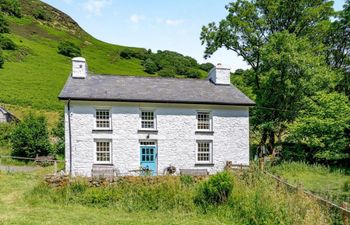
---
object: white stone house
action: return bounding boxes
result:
[58,57,255,177]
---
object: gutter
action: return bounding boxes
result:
[67,99,73,175]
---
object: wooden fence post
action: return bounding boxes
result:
[297,183,303,194]
[54,160,57,175]
[342,202,349,225]
[276,175,281,189]
[259,158,264,171]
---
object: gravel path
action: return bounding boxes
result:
[0,165,39,172]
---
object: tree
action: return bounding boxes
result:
[325,0,350,96]
[200,62,214,72]
[143,58,158,74]
[288,92,350,160]
[158,67,177,77]
[200,0,335,152]
[11,113,52,158]
[0,13,9,34]
[0,50,4,68]
[0,0,21,18]
[58,41,81,58]
[0,35,16,50]
[52,113,64,156]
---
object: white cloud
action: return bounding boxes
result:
[165,19,185,26]
[83,0,112,16]
[130,14,144,23]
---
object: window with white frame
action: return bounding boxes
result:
[96,109,111,129]
[141,111,155,129]
[197,141,212,163]
[197,112,211,131]
[95,140,111,163]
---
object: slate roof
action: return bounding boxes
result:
[58,74,255,106]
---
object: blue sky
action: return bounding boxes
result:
[42,0,346,71]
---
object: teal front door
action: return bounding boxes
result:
[140,145,157,176]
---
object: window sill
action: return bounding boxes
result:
[92,129,113,133]
[195,163,214,166]
[195,130,214,135]
[138,129,158,134]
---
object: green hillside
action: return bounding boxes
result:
[0,0,208,112]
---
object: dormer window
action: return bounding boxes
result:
[95,109,111,129]
[197,112,212,131]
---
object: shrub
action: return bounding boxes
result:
[343,180,350,192]
[0,0,22,18]
[120,48,149,60]
[0,13,9,33]
[58,41,81,58]
[158,67,177,77]
[0,122,15,146]
[33,9,51,21]
[0,35,16,50]
[143,58,158,74]
[11,113,52,158]
[200,62,214,72]
[194,171,234,207]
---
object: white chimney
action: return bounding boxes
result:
[72,57,88,79]
[208,63,231,85]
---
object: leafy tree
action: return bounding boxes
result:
[143,58,158,74]
[200,62,214,72]
[0,13,9,33]
[158,67,177,77]
[52,113,64,155]
[11,113,52,158]
[288,92,350,160]
[200,0,335,152]
[185,68,201,79]
[0,35,16,50]
[0,50,4,68]
[0,0,21,18]
[325,0,350,96]
[58,41,81,58]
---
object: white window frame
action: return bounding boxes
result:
[94,108,112,130]
[94,139,112,164]
[196,111,212,131]
[139,109,156,130]
[196,140,213,164]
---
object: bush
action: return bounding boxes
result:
[0,13,9,33]
[194,171,234,207]
[200,62,214,72]
[158,67,177,77]
[11,113,52,158]
[0,35,16,50]
[143,58,158,74]
[58,41,81,58]
[33,9,51,21]
[0,0,21,18]
[0,122,15,146]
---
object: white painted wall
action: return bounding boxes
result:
[65,101,250,176]
[0,111,7,123]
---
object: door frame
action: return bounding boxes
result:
[139,140,158,175]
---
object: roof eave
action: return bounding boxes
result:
[58,96,256,107]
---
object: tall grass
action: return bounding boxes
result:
[26,170,332,225]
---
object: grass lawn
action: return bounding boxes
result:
[270,162,350,205]
[0,171,230,225]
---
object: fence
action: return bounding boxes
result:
[0,155,65,175]
[257,159,350,225]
